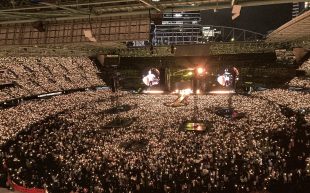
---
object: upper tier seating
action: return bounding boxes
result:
[0,57,105,102]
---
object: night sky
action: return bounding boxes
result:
[201,3,293,35]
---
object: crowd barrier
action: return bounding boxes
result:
[0,85,108,109]
[12,182,45,193]
[4,176,46,193]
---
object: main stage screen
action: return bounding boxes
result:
[142,68,160,87]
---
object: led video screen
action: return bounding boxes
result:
[142,68,160,87]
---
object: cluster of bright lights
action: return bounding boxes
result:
[186,70,208,76]
[180,89,193,95]
[209,90,235,94]
[173,88,193,95]
[185,122,206,131]
[142,90,164,94]
[196,67,205,75]
[174,13,182,17]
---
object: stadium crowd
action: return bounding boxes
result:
[0,88,309,193]
[288,59,310,88]
[252,89,310,111]
[299,59,310,72]
[0,57,104,102]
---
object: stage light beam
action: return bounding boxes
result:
[197,67,204,75]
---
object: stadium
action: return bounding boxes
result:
[0,1,310,193]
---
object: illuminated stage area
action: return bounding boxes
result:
[139,66,239,96]
[0,90,309,193]
[208,90,236,94]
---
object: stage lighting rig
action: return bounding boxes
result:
[194,66,206,78]
[196,67,205,75]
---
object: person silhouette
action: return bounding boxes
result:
[224,69,230,87]
[146,70,156,86]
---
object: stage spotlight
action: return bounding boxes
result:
[197,68,204,74]
[196,67,205,75]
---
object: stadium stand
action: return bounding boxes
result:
[0,57,105,102]
[289,59,310,88]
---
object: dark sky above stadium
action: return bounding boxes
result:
[201,3,292,35]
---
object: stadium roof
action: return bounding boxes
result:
[0,0,307,24]
[267,10,310,42]
[0,0,308,56]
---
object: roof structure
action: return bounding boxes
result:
[0,0,308,24]
[267,10,310,42]
[0,0,308,56]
